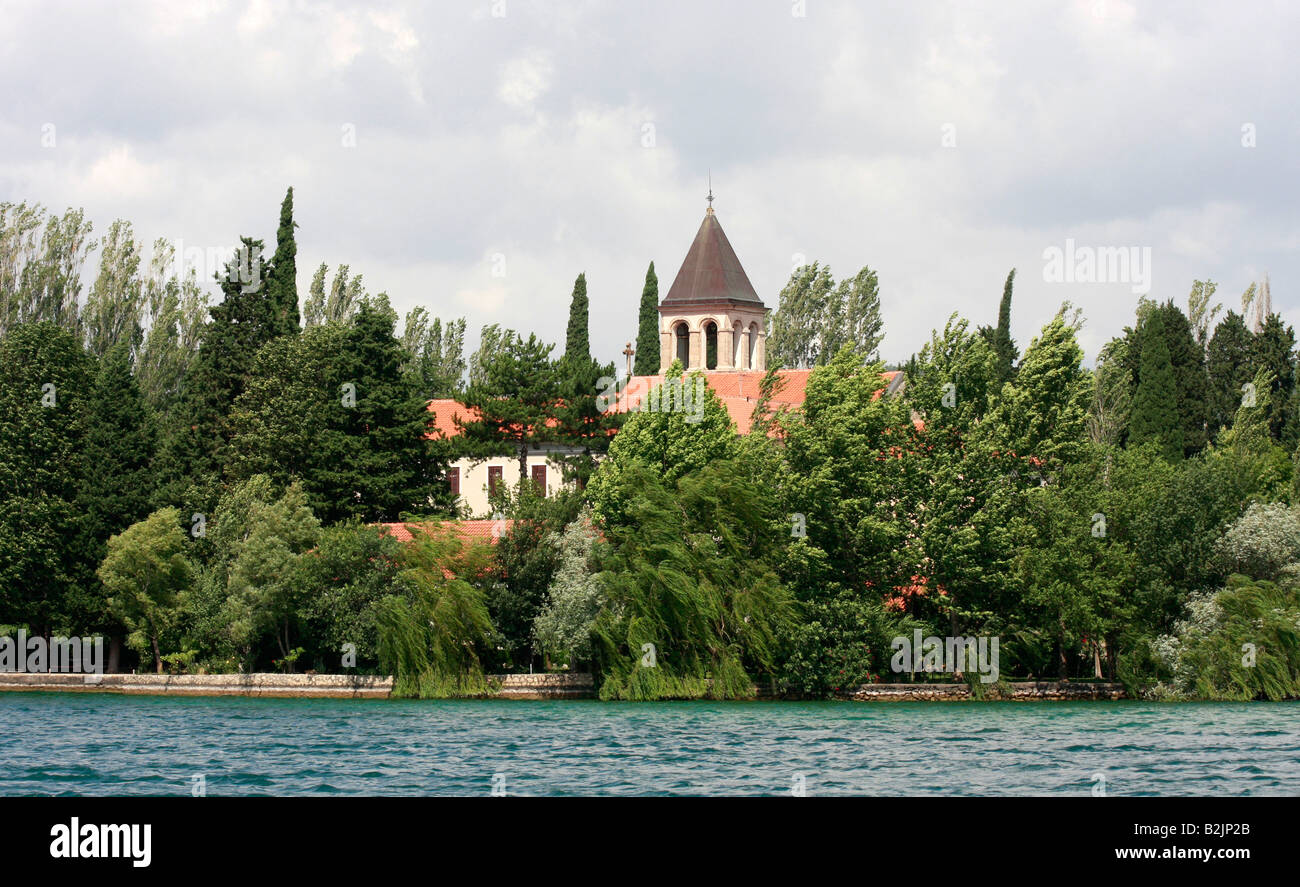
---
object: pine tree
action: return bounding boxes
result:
[634,262,659,375]
[265,187,300,337]
[459,330,564,485]
[564,272,590,362]
[1129,309,1182,459]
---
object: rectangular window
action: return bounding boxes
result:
[448,467,460,496]
[531,464,547,496]
[488,465,503,497]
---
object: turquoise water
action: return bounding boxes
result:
[1,694,1296,796]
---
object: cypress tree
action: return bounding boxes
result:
[1157,301,1207,455]
[1205,311,1254,439]
[74,342,157,632]
[320,299,447,522]
[993,268,1018,383]
[564,272,590,363]
[634,261,660,375]
[0,322,95,634]
[266,187,300,337]
[154,237,276,508]
[1129,309,1182,459]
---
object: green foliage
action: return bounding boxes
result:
[634,261,660,375]
[1151,577,1300,701]
[221,480,322,668]
[768,262,884,368]
[401,309,466,399]
[0,201,95,336]
[1249,313,1297,444]
[459,328,564,481]
[229,302,448,523]
[984,314,1092,470]
[74,343,157,632]
[1088,338,1131,447]
[294,522,406,672]
[533,520,605,666]
[564,272,590,362]
[780,588,928,697]
[154,237,278,506]
[1009,466,1136,679]
[302,263,367,328]
[98,507,194,673]
[377,527,496,697]
[586,368,738,529]
[0,321,95,632]
[82,219,145,359]
[1205,311,1254,437]
[487,484,584,670]
[136,240,209,413]
[1213,502,1300,582]
[1123,301,1206,455]
[264,187,300,338]
[978,268,1019,385]
[1129,308,1182,459]
[592,461,794,700]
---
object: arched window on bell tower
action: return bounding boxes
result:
[674,322,689,368]
[704,321,718,370]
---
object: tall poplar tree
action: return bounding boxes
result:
[634,261,659,375]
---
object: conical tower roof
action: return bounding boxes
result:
[661,207,763,307]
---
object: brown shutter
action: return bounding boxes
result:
[448,467,460,496]
[531,464,547,496]
[488,466,502,496]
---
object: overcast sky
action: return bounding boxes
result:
[2,0,1296,368]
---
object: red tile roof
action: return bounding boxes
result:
[427,399,481,439]
[376,519,511,545]
[613,369,901,434]
[429,370,905,438]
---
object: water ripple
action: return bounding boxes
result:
[0,694,1296,796]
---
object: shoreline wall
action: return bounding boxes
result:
[838,681,1126,701]
[0,673,1125,701]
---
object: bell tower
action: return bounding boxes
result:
[658,190,768,373]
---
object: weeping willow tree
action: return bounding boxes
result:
[376,526,498,698]
[591,460,794,700]
[1151,575,1300,701]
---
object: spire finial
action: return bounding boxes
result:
[707,172,714,213]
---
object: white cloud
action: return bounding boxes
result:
[498,52,553,109]
[1,0,1295,371]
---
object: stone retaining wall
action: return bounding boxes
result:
[841,681,1126,701]
[0,673,1122,701]
[0,672,392,698]
[495,673,595,699]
